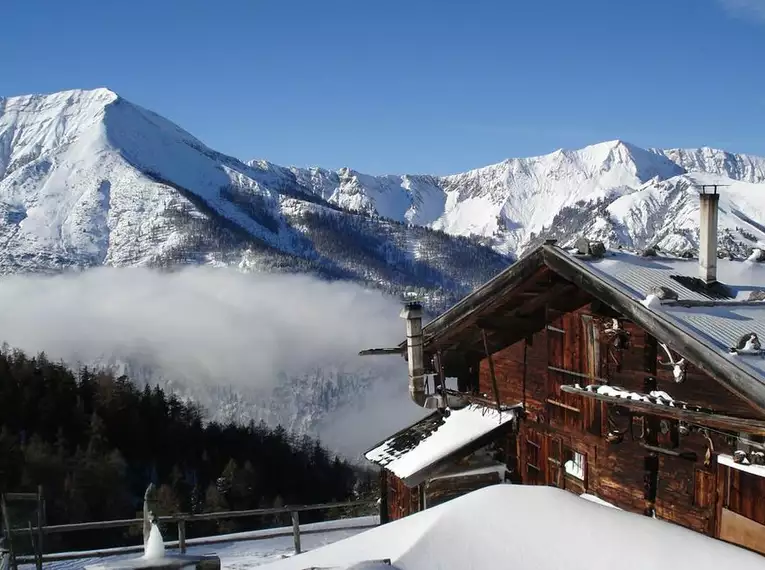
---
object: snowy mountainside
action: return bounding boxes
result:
[531,172,765,256]
[654,147,765,184]
[0,88,508,309]
[285,141,765,257]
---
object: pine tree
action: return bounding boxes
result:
[204,483,227,513]
[190,484,203,515]
[170,465,191,513]
[216,458,237,498]
[154,483,179,515]
[86,413,108,457]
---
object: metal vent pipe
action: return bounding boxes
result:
[400,302,427,406]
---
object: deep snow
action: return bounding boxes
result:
[260,485,765,570]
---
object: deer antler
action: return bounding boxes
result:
[658,342,686,383]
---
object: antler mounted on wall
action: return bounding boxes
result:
[658,342,686,383]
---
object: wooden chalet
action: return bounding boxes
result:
[362,189,765,555]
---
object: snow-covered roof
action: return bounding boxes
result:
[259,484,765,570]
[718,454,765,478]
[364,405,516,486]
[576,249,765,303]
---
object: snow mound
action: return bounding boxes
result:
[260,485,764,570]
[143,523,164,560]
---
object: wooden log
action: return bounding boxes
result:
[10,500,377,535]
[561,385,765,435]
[358,348,403,356]
[16,522,380,565]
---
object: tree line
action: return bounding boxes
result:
[0,345,374,552]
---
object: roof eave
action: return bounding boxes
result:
[397,246,547,352]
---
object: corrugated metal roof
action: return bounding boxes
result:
[578,251,765,303]
[663,305,765,380]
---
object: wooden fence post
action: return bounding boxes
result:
[291,511,301,554]
[0,495,15,570]
[35,486,43,570]
[177,519,186,554]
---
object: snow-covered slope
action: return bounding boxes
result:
[4,88,765,282]
[655,147,765,183]
[284,141,765,258]
[0,88,508,309]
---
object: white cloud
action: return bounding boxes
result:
[0,267,425,455]
[717,0,765,21]
[0,267,401,387]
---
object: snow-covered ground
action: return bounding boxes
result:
[20,516,378,570]
[260,485,764,570]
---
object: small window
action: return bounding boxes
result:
[564,450,585,481]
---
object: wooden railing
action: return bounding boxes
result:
[6,499,378,569]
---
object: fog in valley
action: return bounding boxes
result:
[0,267,427,457]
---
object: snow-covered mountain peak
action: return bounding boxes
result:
[654,146,765,184]
[0,88,119,177]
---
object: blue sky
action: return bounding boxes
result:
[1,0,764,174]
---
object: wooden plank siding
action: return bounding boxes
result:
[386,473,422,521]
[477,301,765,547]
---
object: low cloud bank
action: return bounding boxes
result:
[0,267,424,454]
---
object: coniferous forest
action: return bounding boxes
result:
[0,345,374,552]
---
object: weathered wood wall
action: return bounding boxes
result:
[424,472,503,509]
[386,473,421,521]
[479,301,765,546]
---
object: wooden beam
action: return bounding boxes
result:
[446,284,574,354]
[418,258,550,349]
[359,347,404,356]
[561,385,765,435]
[476,313,545,332]
[482,329,502,413]
[546,398,581,413]
[640,443,697,461]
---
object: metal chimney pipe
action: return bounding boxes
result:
[699,188,720,284]
[400,301,427,407]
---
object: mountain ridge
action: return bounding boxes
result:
[0,87,507,311]
[4,88,765,269]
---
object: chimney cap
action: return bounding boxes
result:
[698,184,728,195]
[400,301,423,320]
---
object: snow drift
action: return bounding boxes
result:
[261,485,764,570]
